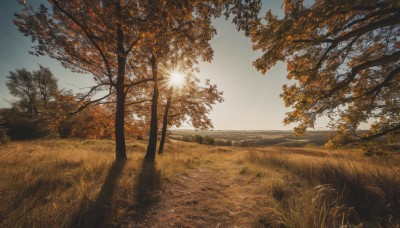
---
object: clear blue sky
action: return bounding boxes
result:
[0,0,327,130]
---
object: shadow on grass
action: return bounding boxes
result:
[128,160,161,226]
[69,160,126,228]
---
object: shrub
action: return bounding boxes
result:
[203,136,215,145]
[182,135,194,142]
[194,135,203,144]
[0,128,9,145]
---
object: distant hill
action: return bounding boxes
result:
[171,130,330,147]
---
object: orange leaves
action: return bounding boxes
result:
[250,0,400,144]
[68,105,114,139]
[283,0,293,14]
[287,62,296,72]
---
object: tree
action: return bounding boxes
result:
[14,0,168,160]
[158,75,223,154]
[139,0,261,160]
[33,65,59,109]
[69,104,114,139]
[158,88,172,155]
[6,67,56,116]
[134,1,220,162]
[5,66,60,139]
[15,0,261,161]
[249,0,400,147]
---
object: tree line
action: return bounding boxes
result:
[4,0,399,158]
[0,65,223,151]
[9,0,261,162]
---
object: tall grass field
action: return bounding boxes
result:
[0,139,399,227]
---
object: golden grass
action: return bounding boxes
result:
[0,140,399,227]
[245,147,400,227]
[0,139,211,227]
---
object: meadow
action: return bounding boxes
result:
[171,130,330,147]
[0,137,399,227]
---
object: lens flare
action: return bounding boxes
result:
[168,71,185,88]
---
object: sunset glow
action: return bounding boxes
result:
[168,71,185,89]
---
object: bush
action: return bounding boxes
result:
[215,139,233,146]
[203,136,215,145]
[194,135,203,144]
[1,109,49,140]
[4,118,48,140]
[182,135,194,142]
[361,142,395,156]
[0,128,9,145]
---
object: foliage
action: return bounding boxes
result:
[6,65,58,116]
[65,105,115,139]
[14,0,167,159]
[203,135,216,145]
[14,0,261,160]
[0,129,9,145]
[0,113,9,145]
[3,67,130,140]
[0,108,49,140]
[249,0,400,146]
[4,66,63,139]
[162,75,224,131]
[0,126,9,145]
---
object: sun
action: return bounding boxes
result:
[168,71,185,88]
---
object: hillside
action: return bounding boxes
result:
[0,140,399,227]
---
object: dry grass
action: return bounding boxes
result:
[0,139,210,227]
[246,147,400,227]
[0,140,399,227]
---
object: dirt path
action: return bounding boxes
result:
[125,151,273,227]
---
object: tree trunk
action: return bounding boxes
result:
[115,80,126,161]
[158,92,171,155]
[145,55,159,163]
[114,1,127,161]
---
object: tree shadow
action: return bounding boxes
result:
[69,160,126,228]
[128,160,162,225]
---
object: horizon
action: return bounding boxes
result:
[0,0,329,131]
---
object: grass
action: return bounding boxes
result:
[246,147,400,227]
[0,139,399,227]
[0,139,210,227]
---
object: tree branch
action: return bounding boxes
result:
[321,50,400,99]
[49,0,115,86]
[68,91,115,115]
[359,124,400,141]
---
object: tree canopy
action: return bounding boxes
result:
[250,0,400,147]
[6,65,58,116]
[15,0,260,160]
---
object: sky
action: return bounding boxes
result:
[0,0,327,130]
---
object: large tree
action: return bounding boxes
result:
[15,0,174,160]
[125,0,260,162]
[135,2,219,162]
[15,0,260,161]
[250,0,400,146]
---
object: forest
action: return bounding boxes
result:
[0,0,399,227]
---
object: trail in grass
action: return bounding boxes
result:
[125,151,272,227]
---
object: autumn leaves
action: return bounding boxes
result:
[13,0,260,161]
